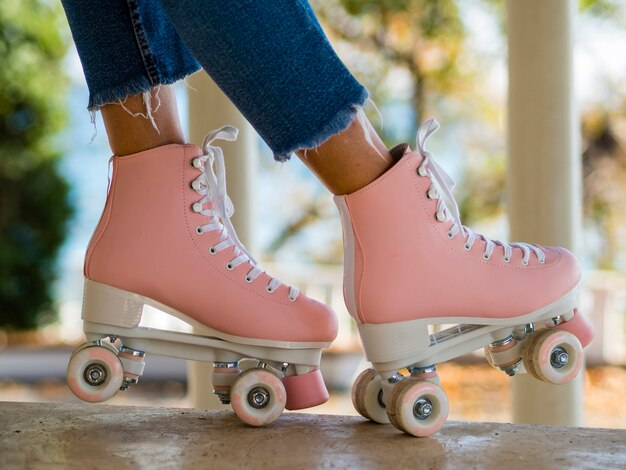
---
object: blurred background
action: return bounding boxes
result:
[0,0,624,428]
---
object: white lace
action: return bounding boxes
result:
[415,119,545,266]
[191,125,299,301]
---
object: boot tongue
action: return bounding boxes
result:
[389,143,410,161]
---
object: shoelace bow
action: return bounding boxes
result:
[415,119,545,265]
[192,125,299,301]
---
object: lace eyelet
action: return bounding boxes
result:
[191,158,203,169]
[226,263,233,270]
[522,260,529,266]
[266,285,275,293]
[244,276,253,283]
[464,244,471,251]
[209,246,217,254]
[288,295,296,302]
[503,256,511,263]
[417,166,428,177]
[191,180,202,191]
[539,258,546,264]
[447,231,454,239]
[483,253,491,260]
[196,227,203,235]
[436,212,446,222]
[192,203,203,213]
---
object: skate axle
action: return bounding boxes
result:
[550,346,569,368]
[248,387,271,409]
[84,364,107,386]
[413,397,433,420]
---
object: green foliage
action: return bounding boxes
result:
[0,0,72,329]
[579,0,623,16]
[314,0,467,127]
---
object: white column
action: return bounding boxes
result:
[507,0,583,425]
[185,72,258,409]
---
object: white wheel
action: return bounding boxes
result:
[523,330,583,384]
[230,369,286,426]
[351,368,390,424]
[66,344,124,403]
[386,378,449,437]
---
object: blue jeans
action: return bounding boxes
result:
[60,0,369,161]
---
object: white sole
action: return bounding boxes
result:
[357,286,579,376]
[81,279,329,369]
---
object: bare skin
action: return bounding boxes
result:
[101,86,185,156]
[101,87,393,194]
[295,115,393,195]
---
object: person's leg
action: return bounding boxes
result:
[295,114,393,194]
[61,0,200,154]
[101,86,184,155]
[158,0,393,194]
[65,0,391,192]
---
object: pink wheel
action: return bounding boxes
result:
[66,344,124,403]
[523,330,583,384]
[351,368,390,424]
[230,369,286,426]
[386,378,448,437]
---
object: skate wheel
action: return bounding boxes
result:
[230,369,286,427]
[386,378,448,437]
[66,344,124,403]
[351,368,390,424]
[523,330,583,384]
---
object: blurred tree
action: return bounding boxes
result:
[0,0,72,329]
[313,0,467,130]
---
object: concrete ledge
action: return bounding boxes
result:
[1,401,624,469]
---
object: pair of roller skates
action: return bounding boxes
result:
[66,120,593,437]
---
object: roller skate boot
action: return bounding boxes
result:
[66,126,337,426]
[335,119,593,437]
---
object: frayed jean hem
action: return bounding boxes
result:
[272,88,369,162]
[86,65,201,112]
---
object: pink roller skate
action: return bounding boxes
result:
[335,119,594,437]
[66,126,337,426]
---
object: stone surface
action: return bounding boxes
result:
[1,401,624,469]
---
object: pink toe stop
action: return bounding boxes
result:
[556,309,594,348]
[283,369,329,411]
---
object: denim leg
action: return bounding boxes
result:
[158,0,369,161]
[60,0,200,110]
